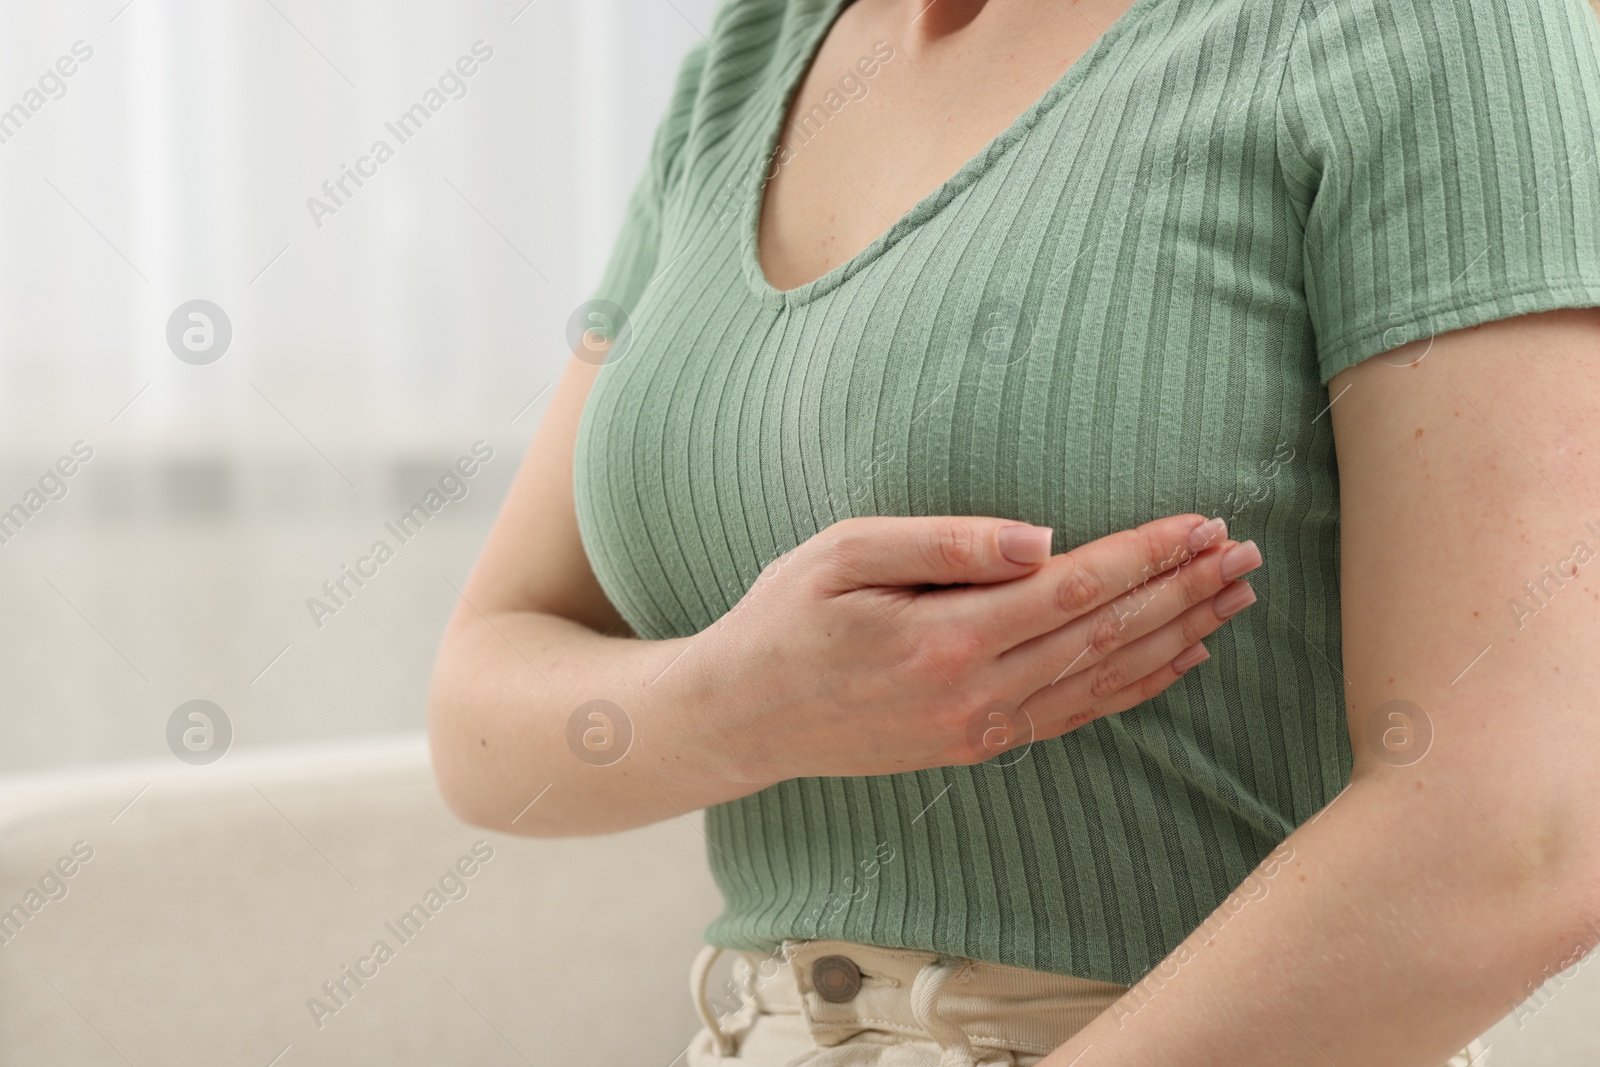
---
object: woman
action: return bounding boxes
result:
[428,0,1600,1061]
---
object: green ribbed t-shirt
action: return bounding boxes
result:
[573,0,1600,983]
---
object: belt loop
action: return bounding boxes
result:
[690,944,737,1057]
[720,951,762,1042]
[909,957,977,1067]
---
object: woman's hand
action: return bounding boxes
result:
[679,513,1262,787]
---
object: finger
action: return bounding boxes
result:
[1020,579,1255,736]
[810,514,1059,593]
[1001,538,1261,687]
[953,511,1228,646]
[925,513,1229,650]
[1041,641,1210,735]
[965,640,1206,766]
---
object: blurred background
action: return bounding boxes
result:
[0,1,1597,1063]
[0,0,713,768]
[0,2,736,1063]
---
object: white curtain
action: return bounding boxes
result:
[0,0,715,771]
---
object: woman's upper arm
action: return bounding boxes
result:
[1329,308,1600,883]
[455,351,633,636]
[1278,0,1600,814]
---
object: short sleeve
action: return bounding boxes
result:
[1275,0,1600,384]
[588,39,709,319]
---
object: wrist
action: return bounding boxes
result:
[646,633,782,798]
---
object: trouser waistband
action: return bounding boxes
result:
[692,939,1128,1060]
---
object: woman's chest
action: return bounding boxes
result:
[755,0,1140,292]
[573,0,1333,639]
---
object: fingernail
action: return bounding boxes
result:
[1172,641,1210,673]
[1213,580,1257,619]
[1219,539,1262,582]
[998,524,1053,564]
[1186,517,1228,555]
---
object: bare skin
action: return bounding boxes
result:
[759,0,1139,291]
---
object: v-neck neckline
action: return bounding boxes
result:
[738,0,1170,310]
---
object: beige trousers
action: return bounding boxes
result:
[685,939,1488,1067]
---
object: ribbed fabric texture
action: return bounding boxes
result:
[572,0,1600,984]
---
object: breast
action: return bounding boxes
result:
[574,191,1326,647]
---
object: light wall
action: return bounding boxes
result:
[0,0,716,772]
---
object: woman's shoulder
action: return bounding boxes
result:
[1293,0,1598,44]
[1278,0,1600,148]
[649,1,842,182]
[668,0,847,106]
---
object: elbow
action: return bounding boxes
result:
[1414,774,1600,958]
[1485,786,1600,929]
[428,724,547,837]
[1532,808,1600,954]
[425,665,527,837]
[1519,845,1600,990]
[1350,761,1600,955]
[427,704,503,833]
[424,629,634,840]
[426,680,573,840]
[430,754,501,834]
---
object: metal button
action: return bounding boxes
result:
[811,955,862,1003]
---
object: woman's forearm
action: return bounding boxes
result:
[428,510,1251,839]
[426,608,761,837]
[1043,770,1600,1065]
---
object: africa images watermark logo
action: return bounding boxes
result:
[306,441,494,629]
[1364,699,1432,768]
[0,841,95,949]
[0,40,93,148]
[1506,520,1600,630]
[305,841,495,1030]
[708,40,896,231]
[565,699,632,766]
[0,440,93,548]
[306,41,494,229]
[166,299,232,365]
[166,700,232,765]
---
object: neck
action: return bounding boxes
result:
[901,0,992,45]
